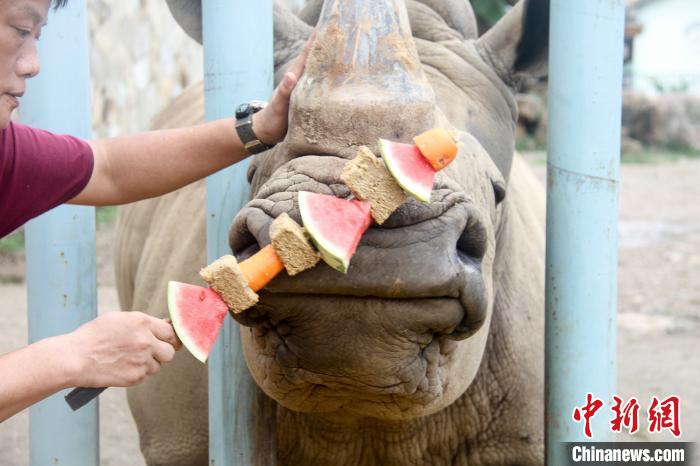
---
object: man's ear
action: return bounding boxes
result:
[475,0,549,88]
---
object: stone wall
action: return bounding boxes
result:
[88,0,203,138]
[88,1,308,139]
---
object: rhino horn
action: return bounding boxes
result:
[300,0,477,40]
[286,0,436,157]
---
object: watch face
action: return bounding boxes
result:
[235,103,251,120]
[249,100,267,113]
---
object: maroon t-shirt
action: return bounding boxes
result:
[0,122,94,238]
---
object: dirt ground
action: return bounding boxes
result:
[1,156,698,465]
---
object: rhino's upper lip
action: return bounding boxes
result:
[230,181,489,339]
[231,183,480,255]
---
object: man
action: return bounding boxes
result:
[0,0,312,420]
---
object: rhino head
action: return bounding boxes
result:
[211,0,548,424]
[162,0,548,461]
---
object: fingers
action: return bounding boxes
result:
[258,71,297,145]
[286,29,316,85]
[71,312,183,388]
[152,339,176,365]
[149,316,181,350]
[163,318,183,351]
[145,316,180,365]
[277,72,298,100]
[254,29,316,146]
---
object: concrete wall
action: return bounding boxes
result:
[87,1,310,139]
[630,0,700,95]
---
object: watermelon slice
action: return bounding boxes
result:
[298,191,371,273]
[378,138,436,203]
[167,281,228,363]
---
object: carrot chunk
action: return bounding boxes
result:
[413,128,458,171]
[239,244,285,292]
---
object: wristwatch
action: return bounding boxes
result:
[235,101,274,155]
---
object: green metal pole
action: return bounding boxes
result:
[21,1,98,465]
[546,0,624,463]
[202,1,273,464]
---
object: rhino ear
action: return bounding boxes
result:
[273,3,314,73]
[166,0,313,75]
[475,0,549,88]
[167,0,202,44]
[297,0,324,26]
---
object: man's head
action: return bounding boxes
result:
[0,0,66,129]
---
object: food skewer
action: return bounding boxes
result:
[65,128,459,410]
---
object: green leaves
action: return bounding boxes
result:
[471,0,507,26]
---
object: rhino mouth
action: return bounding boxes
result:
[229,165,489,341]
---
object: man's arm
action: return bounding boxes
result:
[77,117,247,205]
[70,35,313,206]
[0,311,178,421]
[0,336,74,421]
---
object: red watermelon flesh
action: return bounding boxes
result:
[298,191,371,273]
[378,138,436,203]
[167,281,228,363]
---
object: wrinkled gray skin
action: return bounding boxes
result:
[115,1,547,464]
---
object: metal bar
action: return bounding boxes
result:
[202,1,273,464]
[545,0,624,463]
[21,2,97,465]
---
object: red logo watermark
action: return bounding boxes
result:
[572,393,604,438]
[648,395,681,438]
[610,395,640,434]
[572,393,681,439]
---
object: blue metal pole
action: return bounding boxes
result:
[202,1,273,464]
[546,0,624,463]
[20,2,98,466]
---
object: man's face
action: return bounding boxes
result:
[0,0,50,129]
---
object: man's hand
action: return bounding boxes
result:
[0,311,181,421]
[253,32,316,146]
[61,311,181,388]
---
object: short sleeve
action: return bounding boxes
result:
[0,122,94,238]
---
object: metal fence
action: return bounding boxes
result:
[23,0,623,464]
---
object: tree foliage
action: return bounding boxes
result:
[471,0,517,29]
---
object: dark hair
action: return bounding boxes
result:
[53,0,69,8]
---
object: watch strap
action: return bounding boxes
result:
[235,111,274,155]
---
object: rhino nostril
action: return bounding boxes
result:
[276,341,300,369]
[230,206,275,258]
[457,214,488,260]
[492,179,506,205]
[276,321,293,337]
[233,304,271,328]
[246,161,258,184]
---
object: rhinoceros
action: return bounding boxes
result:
[114,0,549,464]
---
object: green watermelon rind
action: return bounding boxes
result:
[309,237,349,274]
[298,192,350,274]
[378,138,432,203]
[167,280,209,363]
